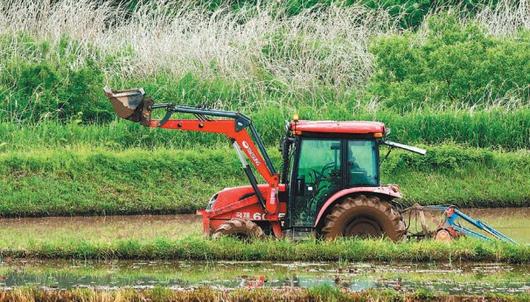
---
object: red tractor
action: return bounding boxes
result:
[105,87,426,241]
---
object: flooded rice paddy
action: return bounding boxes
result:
[0,260,528,294]
[0,207,528,294]
[0,207,528,246]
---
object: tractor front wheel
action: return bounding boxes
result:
[321,195,406,241]
[212,219,265,240]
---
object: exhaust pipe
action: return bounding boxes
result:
[382,140,426,155]
[103,87,152,125]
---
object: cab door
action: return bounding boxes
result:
[289,138,343,227]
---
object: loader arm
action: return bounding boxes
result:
[104,87,280,214]
[149,117,278,186]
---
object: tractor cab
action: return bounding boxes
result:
[280,119,421,235]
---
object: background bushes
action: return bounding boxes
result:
[0,4,528,125]
[368,14,530,112]
[0,34,110,123]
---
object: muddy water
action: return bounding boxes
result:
[0,208,528,294]
[1,207,528,243]
[0,260,528,294]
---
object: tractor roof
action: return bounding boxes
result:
[291,120,385,135]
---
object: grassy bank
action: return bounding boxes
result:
[1,287,527,302]
[1,236,528,263]
[0,144,528,217]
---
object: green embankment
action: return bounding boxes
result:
[1,236,528,263]
[0,145,528,217]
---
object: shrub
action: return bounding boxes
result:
[0,34,111,122]
[368,14,530,112]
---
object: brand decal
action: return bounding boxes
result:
[241,141,261,166]
[235,212,287,220]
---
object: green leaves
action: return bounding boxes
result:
[0,34,111,123]
[369,14,530,112]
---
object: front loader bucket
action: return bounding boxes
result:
[104,87,152,125]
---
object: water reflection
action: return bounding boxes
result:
[0,260,528,294]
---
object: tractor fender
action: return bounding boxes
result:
[313,186,402,228]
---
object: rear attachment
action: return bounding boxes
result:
[403,204,517,243]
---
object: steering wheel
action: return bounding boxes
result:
[305,162,339,215]
[309,162,337,185]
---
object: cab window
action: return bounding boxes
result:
[291,139,341,226]
[348,140,378,186]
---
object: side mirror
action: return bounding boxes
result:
[296,178,305,195]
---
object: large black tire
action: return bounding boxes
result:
[212,219,265,240]
[321,195,406,241]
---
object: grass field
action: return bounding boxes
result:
[1,108,529,150]
[0,145,528,217]
[0,236,528,263]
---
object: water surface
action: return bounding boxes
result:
[0,260,528,295]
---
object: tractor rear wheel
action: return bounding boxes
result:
[321,195,406,241]
[212,219,265,240]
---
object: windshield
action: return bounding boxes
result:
[348,140,378,186]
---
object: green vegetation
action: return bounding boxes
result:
[1,235,528,263]
[0,108,528,150]
[0,147,241,216]
[2,106,530,149]
[1,209,527,253]
[0,145,527,217]
[1,286,527,302]
[369,14,530,112]
[0,34,109,123]
[0,0,528,217]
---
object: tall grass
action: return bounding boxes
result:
[2,236,528,263]
[0,0,527,118]
[0,108,527,150]
[475,0,530,36]
[0,0,396,97]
